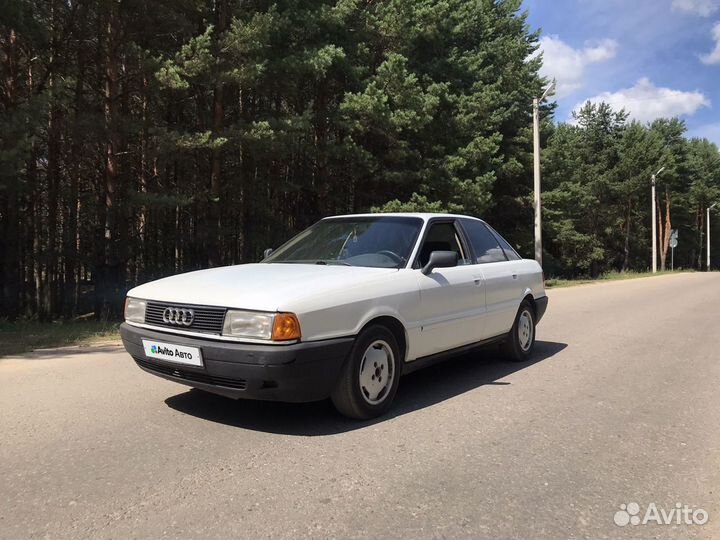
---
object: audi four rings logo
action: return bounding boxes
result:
[162,307,194,326]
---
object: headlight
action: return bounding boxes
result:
[222,311,301,341]
[223,311,275,339]
[124,297,147,324]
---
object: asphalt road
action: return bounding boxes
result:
[1,273,719,540]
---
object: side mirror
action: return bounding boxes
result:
[421,250,459,275]
[263,248,274,259]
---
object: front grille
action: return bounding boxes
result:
[144,301,226,334]
[135,358,248,390]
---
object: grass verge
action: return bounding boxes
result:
[545,269,694,289]
[0,320,121,357]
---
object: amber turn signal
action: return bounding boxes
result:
[272,313,301,341]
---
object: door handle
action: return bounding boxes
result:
[473,275,483,286]
[512,274,518,280]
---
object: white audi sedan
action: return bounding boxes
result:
[121,213,547,419]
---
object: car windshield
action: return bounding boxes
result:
[263,216,423,268]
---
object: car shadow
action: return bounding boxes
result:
[164,340,568,436]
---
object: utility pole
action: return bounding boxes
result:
[651,167,665,273]
[532,79,555,268]
[709,203,717,271]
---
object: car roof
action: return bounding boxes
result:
[324,212,484,222]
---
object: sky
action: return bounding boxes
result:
[522,0,720,144]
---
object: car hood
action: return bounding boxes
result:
[127,263,399,312]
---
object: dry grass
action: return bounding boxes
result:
[0,320,121,357]
[545,269,694,289]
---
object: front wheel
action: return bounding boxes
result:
[331,325,401,420]
[501,300,536,362]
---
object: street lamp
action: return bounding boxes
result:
[708,203,717,271]
[533,78,556,268]
[651,166,665,273]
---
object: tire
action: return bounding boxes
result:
[331,325,402,420]
[501,300,536,362]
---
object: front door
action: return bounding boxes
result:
[412,220,486,359]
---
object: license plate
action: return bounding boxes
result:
[142,339,203,367]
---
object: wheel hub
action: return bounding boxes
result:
[359,340,394,404]
[518,310,534,351]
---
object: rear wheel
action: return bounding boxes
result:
[502,300,536,362]
[331,325,401,420]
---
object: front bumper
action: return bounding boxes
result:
[120,323,355,402]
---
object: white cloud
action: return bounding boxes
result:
[536,35,619,98]
[671,0,719,17]
[574,78,710,123]
[582,40,618,63]
[701,22,720,64]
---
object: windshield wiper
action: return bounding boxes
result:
[315,260,352,266]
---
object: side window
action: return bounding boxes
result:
[417,222,469,267]
[486,224,522,261]
[460,219,508,264]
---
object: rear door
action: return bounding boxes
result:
[459,218,522,338]
[412,219,486,358]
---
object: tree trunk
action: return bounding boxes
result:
[658,190,672,272]
[63,40,85,318]
[46,0,61,319]
[207,0,228,267]
[240,89,255,263]
[97,0,122,319]
[1,28,21,319]
[621,200,631,272]
[137,68,149,284]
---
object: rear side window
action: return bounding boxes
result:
[486,224,522,261]
[460,219,508,264]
